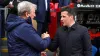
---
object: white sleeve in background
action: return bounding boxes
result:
[9,1,13,5]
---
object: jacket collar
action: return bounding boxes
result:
[63,22,78,31]
[71,22,78,30]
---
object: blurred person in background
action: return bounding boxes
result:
[5,1,51,56]
[89,28,100,56]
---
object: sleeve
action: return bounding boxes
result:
[82,28,92,56]
[48,29,59,52]
[16,24,51,51]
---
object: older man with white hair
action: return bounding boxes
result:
[5,1,51,56]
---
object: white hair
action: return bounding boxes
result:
[17,1,37,16]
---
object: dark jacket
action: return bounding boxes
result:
[58,0,70,7]
[5,14,51,56]
[0,0,10,7]
[48,23,92,56]
[36,0,50,22]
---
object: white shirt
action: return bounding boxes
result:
[45,0,48,10]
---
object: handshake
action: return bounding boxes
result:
[41,32,50,39]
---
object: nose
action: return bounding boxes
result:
[61,17,63,21]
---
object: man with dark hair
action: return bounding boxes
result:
[48,6,92,56]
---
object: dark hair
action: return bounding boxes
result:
[61,6,76,16]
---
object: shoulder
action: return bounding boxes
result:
[17,22,31,27]
[16,23,34,31]
[78,25,87,30]
[76,24,88,33]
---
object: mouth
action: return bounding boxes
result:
[60,21,64,25]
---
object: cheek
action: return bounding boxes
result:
[64,18,68,22]
[30,13,34,18]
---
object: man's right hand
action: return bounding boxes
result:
[41,32,50,39]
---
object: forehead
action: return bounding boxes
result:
[61,11,68,15]
[31,7,35,11]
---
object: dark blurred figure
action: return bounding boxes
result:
[89,0,100,4]
[89,28,100,56]
[71,0,88,3]
[36,0,50,36]
[0,0,10,38]
[0,0,33,15]
[51,0,58,3]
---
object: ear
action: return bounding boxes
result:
[25,12,30,17]
[70,15,73,19]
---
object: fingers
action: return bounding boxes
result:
[41,32,50,39]
[46,31,48,34]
